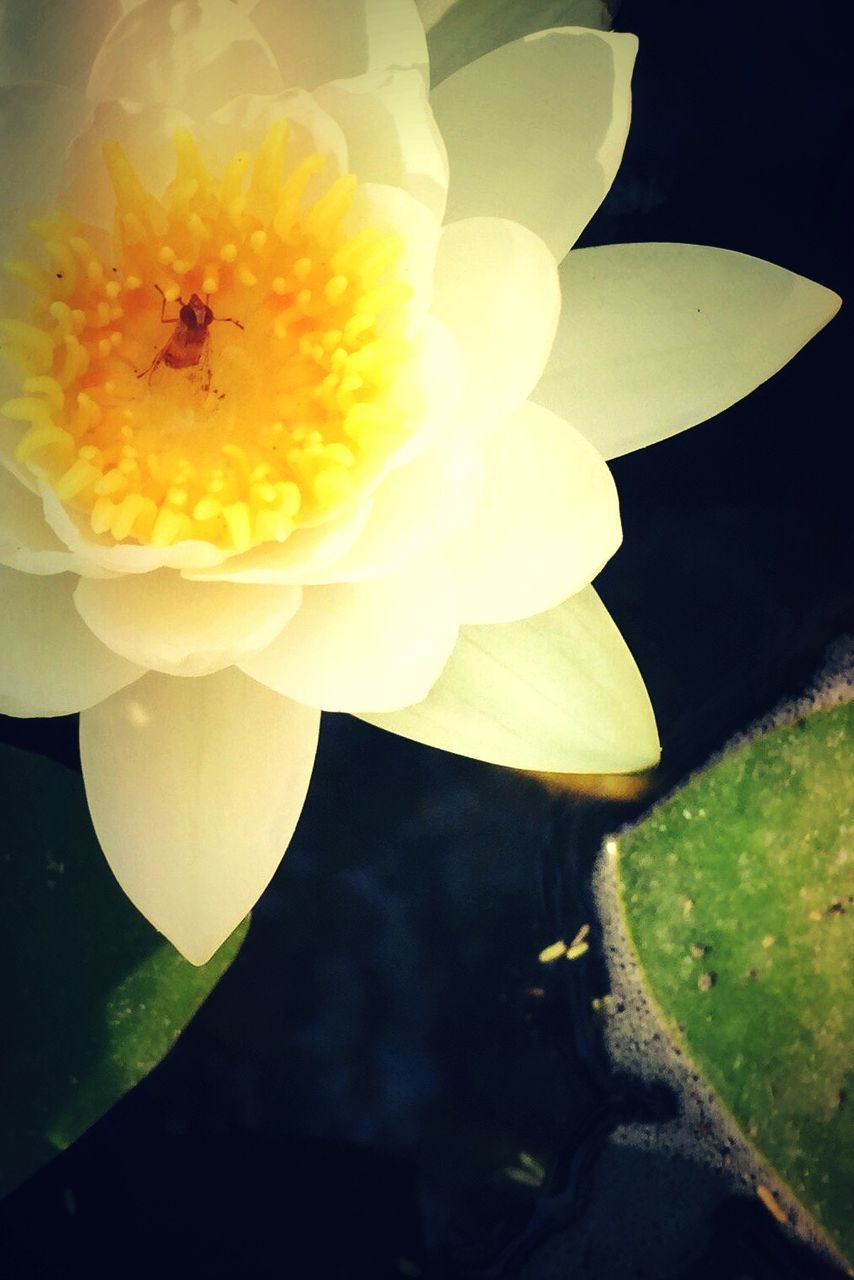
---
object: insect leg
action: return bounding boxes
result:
[136,349,165,382]
[154,282,181,324]
[200,343,213,394]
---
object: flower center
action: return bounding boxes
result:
[0,124,417,551]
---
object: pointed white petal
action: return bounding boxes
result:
[239,557,458,711]
[315,69,448,221]
[74,571,302,677]
[79,668,320,965]
[431,28,636,258]
[432,217,560,435]
[86,0,283,116]
[242,0,428,89]
[534,242,843,459]
[358,586,658,773]
[448,400,620,624]
[0,567,144,717]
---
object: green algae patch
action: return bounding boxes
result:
[616,702,853,1266]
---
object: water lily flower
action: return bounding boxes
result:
[0,0,839,964]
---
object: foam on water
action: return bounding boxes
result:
[590,638,854,1274]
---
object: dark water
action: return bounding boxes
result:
[0,1,851,1276]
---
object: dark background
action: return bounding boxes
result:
[1,2,850,1276]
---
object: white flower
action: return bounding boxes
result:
[0,0,839,963]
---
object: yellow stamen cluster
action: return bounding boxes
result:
[1,124,418,551]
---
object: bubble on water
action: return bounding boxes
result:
[723,633,854,754]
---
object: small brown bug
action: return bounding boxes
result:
[138,284,243,390]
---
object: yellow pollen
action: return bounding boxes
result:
[0,125,419,551]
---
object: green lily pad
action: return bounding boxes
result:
[425,0,616,86]
[616,702,853,1265]
[0,743,248,1198]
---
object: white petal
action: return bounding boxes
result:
[243,0,428,90]
[345,180,440,321]
[181,496,373,585]
[391,311,466,465]
[358,585,659,773]
[79,667,320,964]
[315,69,448,221]
[2,344,40,492]
[0,567,145,717]
[185,427,473,591]
[65,89,351,231]
[448,399,620,624]
[431,28,636,258]
[62,98,196,229]
[533,243,843,459]
[420,0,613,84]
[39,483,230,575]
[86,0,284,116]
[302,429,481,584]
[0,466,95,575]
[240,557,458,711]
[0,0,125,90]
[0,438,38,495]
[0,81,91,259]
[74,570,301,677]
[208,87,348,185]
[432,217,560,434]
[0,348,41,493]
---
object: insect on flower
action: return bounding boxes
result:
[138,283,244,391]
